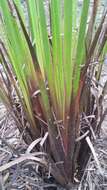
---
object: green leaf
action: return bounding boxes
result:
[73,0,90,95]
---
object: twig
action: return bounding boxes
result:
[0,153,47,172]
[40,132,48,147]
[75,130,89,142]
[86,136,103,174]
[26,138,42,154]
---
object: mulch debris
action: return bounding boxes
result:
[0,100,107,190]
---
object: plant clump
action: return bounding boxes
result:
[0,0,107,188]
